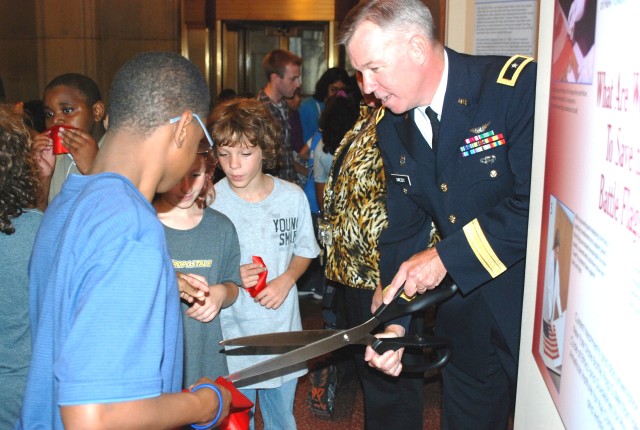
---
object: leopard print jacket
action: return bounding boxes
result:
[323,105,440,290]
[323,105,387,290]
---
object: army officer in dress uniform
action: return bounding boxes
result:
[339,1,537,429]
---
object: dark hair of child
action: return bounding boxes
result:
[108,51,209,137]
[45,73,103,108]
[312,67,351,102]
[319,94,359,155]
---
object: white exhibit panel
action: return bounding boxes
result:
[475,0,539,56]
[531,1,640,428]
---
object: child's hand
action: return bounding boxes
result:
[32,132,56,179]
[240,263,267,289]
[177,272,209,303]
[255,276,291,310]
[189,377,231,426]
[186,284,226,322]
[60,127,99,174]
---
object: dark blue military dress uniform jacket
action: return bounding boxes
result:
[377,48,536,380]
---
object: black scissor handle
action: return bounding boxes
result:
[371,334,452,373]
[373,277,458,325]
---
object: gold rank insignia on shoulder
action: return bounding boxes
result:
[375,107,386,124]
[470,122,490,134]
[497,54,533,86]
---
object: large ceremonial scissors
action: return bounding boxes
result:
[221,279,458,387]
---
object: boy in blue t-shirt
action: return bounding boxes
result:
[17,52,230,429]
[210,98,320,430]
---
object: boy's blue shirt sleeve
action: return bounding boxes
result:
[57,240,179,405]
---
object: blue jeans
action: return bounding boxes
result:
[239,378,298,430]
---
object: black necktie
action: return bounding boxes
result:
[425,106,440,153]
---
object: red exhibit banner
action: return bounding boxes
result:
[532,0,640,428]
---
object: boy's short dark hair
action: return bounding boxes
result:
[209,98,280,170]
[262,49,302,82]
[107,52,209,138]
[45,73,102,106]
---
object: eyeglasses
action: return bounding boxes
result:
[169,112,214,150]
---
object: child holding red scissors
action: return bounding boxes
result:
[210,97,320,430]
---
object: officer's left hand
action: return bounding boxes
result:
[364,324,405,376]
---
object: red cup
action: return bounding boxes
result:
[48,125,75,155]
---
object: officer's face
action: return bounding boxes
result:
[348,21,423,114]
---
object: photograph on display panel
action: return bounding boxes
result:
[539,195,574,391]
[551,0,597,84]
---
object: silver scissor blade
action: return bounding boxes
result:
[225,319,378,386]
[221,330,339,347]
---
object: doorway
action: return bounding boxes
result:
[219,21,330,100]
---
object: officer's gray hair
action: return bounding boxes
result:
[339,0,435,46]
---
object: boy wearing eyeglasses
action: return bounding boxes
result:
[18,52,231,429]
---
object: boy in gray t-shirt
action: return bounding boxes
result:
[210,98,320,430]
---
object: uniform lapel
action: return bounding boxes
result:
[394,110,434,166]
[438,49,478,170]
